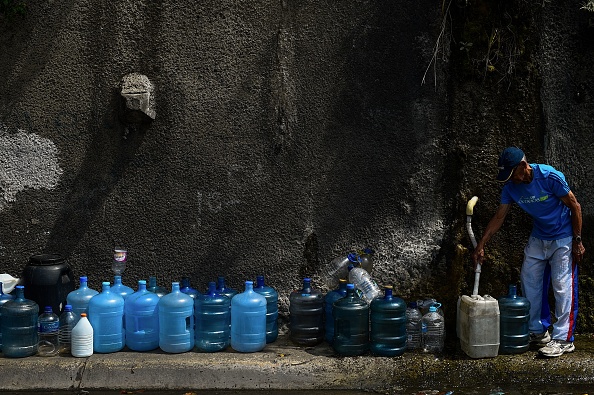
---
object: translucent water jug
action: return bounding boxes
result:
[59,304,76,355]
[0,285,39,358]
[88,282,125,353]
[111,275,134,300]
[38,305,60,356]
[195,281,230,352]
[370,286,406,356]
[158,282,194,353]
[230,281,267,353]
[422,305,444,353]
[323,252,358,289]
[67,276,99,325]
[357,247,375,273]
[324,279,348,344]
[71,313,93,357]
[332,283,369,356]
[180,277,200,299]
[23,254,75,314]
[289,278,324,346]
[217,276,238,337]
[253,275,278,343]
[0,281,16,351]
[125,280,160,351]
[406,301,423,350]
[499,284,530,354]
[148,276,169,297]
[347,264,380,303]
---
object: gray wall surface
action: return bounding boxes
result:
[1,0,593,332]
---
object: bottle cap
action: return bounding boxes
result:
[347,283,355,290]
[81,313,87,317]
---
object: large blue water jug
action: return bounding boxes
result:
[216,276,237,337]
[180,277,200,299]
[499,284,531,354]
[88,282,125,353]
[230,281,266,352]
[333,283,369,356]
[125,280,160,351]
[158,282,194,353]
[253,275,278,343]
[67,276,99,325]
[195,281,230,352]
[324,279,348,344]
[289,278,324,346]
[0,285,39,357]
[0,281,16,351]
[148,276,168,297]
[370,286,407,356]
[111,276,134,300]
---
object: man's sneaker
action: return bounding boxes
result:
[529,331,551,346]
[539,339,575,357]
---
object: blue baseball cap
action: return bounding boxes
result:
[497,147,524,182]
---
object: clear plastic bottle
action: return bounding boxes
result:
[323,252,358,289]
[253,275,278,343]
[324,279,348,344]
[147,276,169,297]
[112,248,127,276]
[347,264,380,303]
[422,305,445,353]
[358,247,375,274]
[230,281,267,353]
[59,304,76,355]
[405,301,423,350]
[71,313,93,357]
[111,275,134,300]
[38,306,60,356]
[289,278,324,346]
[0,281,16,352]
[67,276,99,326]
[0,285,39,358]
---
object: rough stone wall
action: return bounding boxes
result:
[0,0,593,333]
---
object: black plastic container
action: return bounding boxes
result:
[23,254,75,314]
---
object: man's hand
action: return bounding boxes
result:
[573,240,585,263]
[471,245,484,271]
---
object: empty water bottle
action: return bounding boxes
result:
[180,277,200,299]
[358,247,375,273]
[195,281,230,352]
[67,276,99,326]
[332,283,369,356]
[0,285,39,357]
[111,275,134,300]
[253,275,278,343]
[158,282,194,353]
[59,304,76,355]
[422,305,444,353]
[112,248,127,276]
[71,313,93,357]
[38,306,60,356]
[289,278,324,346]
[0,281,15,351]
[406,301,423,350]
[88,282,125,353]
[348,264,380,303]
[125,280,160,351]
[230,281,267,353]
[499,284,530,354]
[324,279,348,344]
[148,276,169,297]
[370,286,406,356]
[323,252,358,288]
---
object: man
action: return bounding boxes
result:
[472,147,584,357]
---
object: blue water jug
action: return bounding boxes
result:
[333,283,369,356]
[253,275,278,343]
[230,281,266,352]
[499,284,531,354]
[88,282,125,353]
[125,280,160,351]
[111,276,134,300]
[370,286,407,356]
[0,281,16,351]
[195,281,230,352]
[324,279,348,344]
[148,276,168,297]
[0,285,39,357]
[67,276,99,325]
[180,277,200,299]
[158,282,194,353]
[289,278,324,346]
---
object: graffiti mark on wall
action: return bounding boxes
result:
[0,123,63,211]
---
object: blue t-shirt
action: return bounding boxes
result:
[500,164,572,240]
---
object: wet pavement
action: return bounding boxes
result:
[1,334,594,393]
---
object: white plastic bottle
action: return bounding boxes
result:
[71,313,93,357]
[347,264,380,303]
[422,305,444,353]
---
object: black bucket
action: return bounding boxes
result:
[23,254,75,313]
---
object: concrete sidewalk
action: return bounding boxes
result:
[1,335,594,392]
